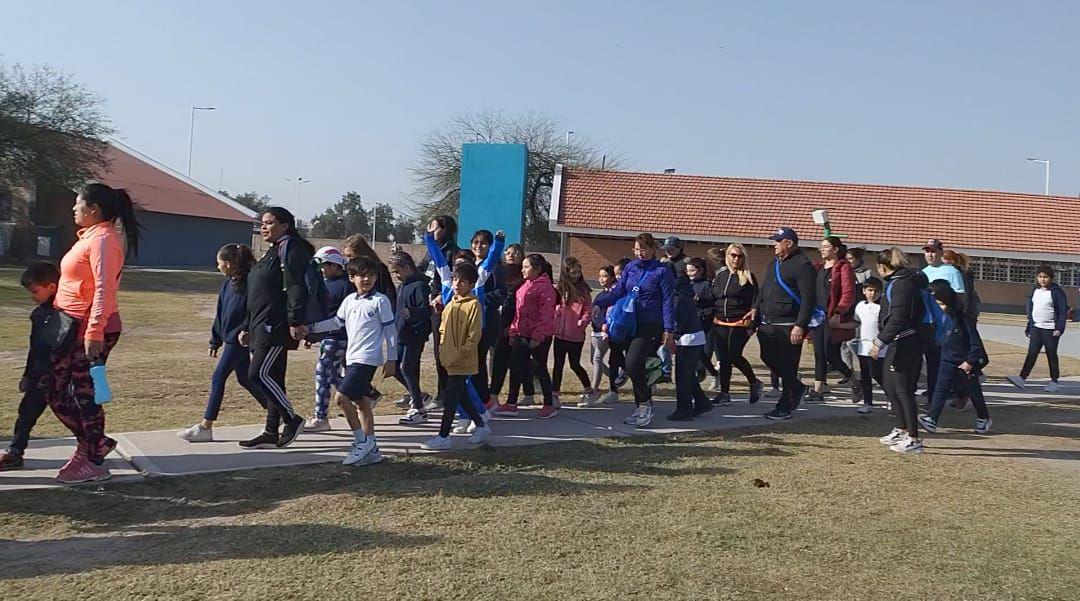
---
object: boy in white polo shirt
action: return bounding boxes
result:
[310,256,397,466]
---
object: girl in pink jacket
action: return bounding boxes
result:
[493,254,558,418]
[552,257,594,406]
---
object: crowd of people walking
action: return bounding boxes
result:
[1,192,1072,480]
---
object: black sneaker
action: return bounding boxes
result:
[239,431,279,449]
[693,402,714,416]
[764,408,792,420]
[666,411,695,422]
[837,376,851,386]
[657,374,673,385]
[712,392,731,405]
[277,416,304,448]
[792,383,808,410]
[748,381,763,405]
[804,390,825,403]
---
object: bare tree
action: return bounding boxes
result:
[410,110,619,250]
[0,63,114,189]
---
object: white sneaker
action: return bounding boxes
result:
[1045,382,1061,393]
[398,408,428,425]
[878,428,904,445]
[635,403,654,428]
[467,425,491,445]
[304,417,331,432]
[466,410,492,433]
[1006,375,1027,390]
[393,395,411,409]
[177,424,213,442]
[623,406,643,425]
[519,395,535,407]
[420,435,452,451]
[600,391,620,404]
[764,387,782,400]
[452,417,471,435]
[577,390,602,407]
[342,437,375,466]
[975,417,992,434]
[857,404,872,415]
[889,436,924,455]
[711,374,722,392]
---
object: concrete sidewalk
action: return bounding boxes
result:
[2,382,1074,492]
[979,323,1080,358]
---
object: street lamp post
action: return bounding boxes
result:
[1027,157,1051,195]
[283,177,311,218]
[186,106,216,177]
[565,130,575,148]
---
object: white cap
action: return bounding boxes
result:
[314,246,347,266]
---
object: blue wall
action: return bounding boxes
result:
[457,143,528,248]
[133,211,254,267]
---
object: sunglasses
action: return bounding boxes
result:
[728,253,744,258]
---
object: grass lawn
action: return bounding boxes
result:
[1,269,1078,600]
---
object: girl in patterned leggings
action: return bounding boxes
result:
[306,246,355,432]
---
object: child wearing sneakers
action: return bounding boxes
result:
[852,277,886,414]
[552,257,594,407]
[1008,265,1068,393]
[308,257,397,466]
[583,265,620,407]
[0,263,64,470]
[387,250,433,425]
[178,244,263,442]
[421,262,490,450]
[919,281,992,434]
[667,276,714,421]
[305,246,354,432]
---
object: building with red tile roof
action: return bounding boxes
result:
[549,166,1080,312]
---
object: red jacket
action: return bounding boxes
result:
[509,274,556,342]
[826,258,856,320]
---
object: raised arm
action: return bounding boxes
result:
[423,233,451,287]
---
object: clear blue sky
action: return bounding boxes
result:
[4,0,1077,220]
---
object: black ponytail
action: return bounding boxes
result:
[81,183,142,258]
[264,206,315,255]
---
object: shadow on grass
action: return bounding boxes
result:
[0,523,437,580]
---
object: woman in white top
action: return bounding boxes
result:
[1008,266,1068,393]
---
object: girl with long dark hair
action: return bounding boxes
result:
[419,215,461,408]
[237,207,311,450]
[808,236,857,403]
[552,256,595,405]
[488,243,524,407]
[49,183,140,483]
[493,253,557,418]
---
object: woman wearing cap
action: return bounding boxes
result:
[305,246,355,431]
[594,233,677,428]
[807,237,858,403]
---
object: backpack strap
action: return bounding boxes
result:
[774,259,802,306]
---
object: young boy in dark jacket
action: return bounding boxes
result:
[669,277,714,421]
[1,263,64,470]
[388,250,434,424]
[919,281,992,434]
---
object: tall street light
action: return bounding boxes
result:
[283,177,311,218]
[187,106,216,177]
[565,130,575,148]
[1027,157,1051,196]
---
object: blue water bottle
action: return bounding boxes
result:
[90,360,113,405]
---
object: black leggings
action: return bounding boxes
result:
[440,375,484,437]
[553,338,591,392]
[712,325,758,394]
[1020,327,1061,382]
[508,337,554,405]
[883,336,922,438]
[858,356,884,405]
[811,326,853,382]
[394,341,426,410]
[625,321,664,406]
[675,345,711,414]
[700,324,718,376]
[248,345,299,433]
[489,331,512,397]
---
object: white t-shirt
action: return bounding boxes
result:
[1031,288,1056,330]
[853,300,886,357]
[312,291,397,366]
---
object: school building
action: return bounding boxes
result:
[0,141,256,267]
[548,165,1080,313]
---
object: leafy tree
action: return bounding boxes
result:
[0,62,114,189]
[309,191,369,239]
[220,190,271,215]
[390,215,417,244]
[410,110,619,250]
[372,203,396,242]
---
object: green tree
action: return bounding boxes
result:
[372,203,396,242]
[0,62,114,189]
[309,191,369,239]
[220,190,271,215]
[390,215,417,244]
[409,110,619,251]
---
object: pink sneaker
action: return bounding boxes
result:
[58,449,83,475]
[492,404,519,417]
[57,454,111,484]
[538,405,559,419]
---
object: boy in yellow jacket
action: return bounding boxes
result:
[421,262,491,450]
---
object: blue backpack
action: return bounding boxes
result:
[606,269,648,344]
[280,240,332,327]
[774,259,826,328]
[886,279,946,344]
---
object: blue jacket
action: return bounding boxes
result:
[939,311,988,369]
[1026,283,1068,334]
[674,277,703,337]
[594,258,676,332]
[211,278,248,348]
[323,274,354,340]
[396,274,433,345]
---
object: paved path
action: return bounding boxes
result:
[979,323,1080,358]
[2,382,1076,492]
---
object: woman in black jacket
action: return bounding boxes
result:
[238,207,312,450]
[871,248,926,455]
[710,244,763,404]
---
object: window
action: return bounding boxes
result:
[969,257,1080,286]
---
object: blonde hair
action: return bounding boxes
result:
[725,243,754,286]
[876,247,911,272]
